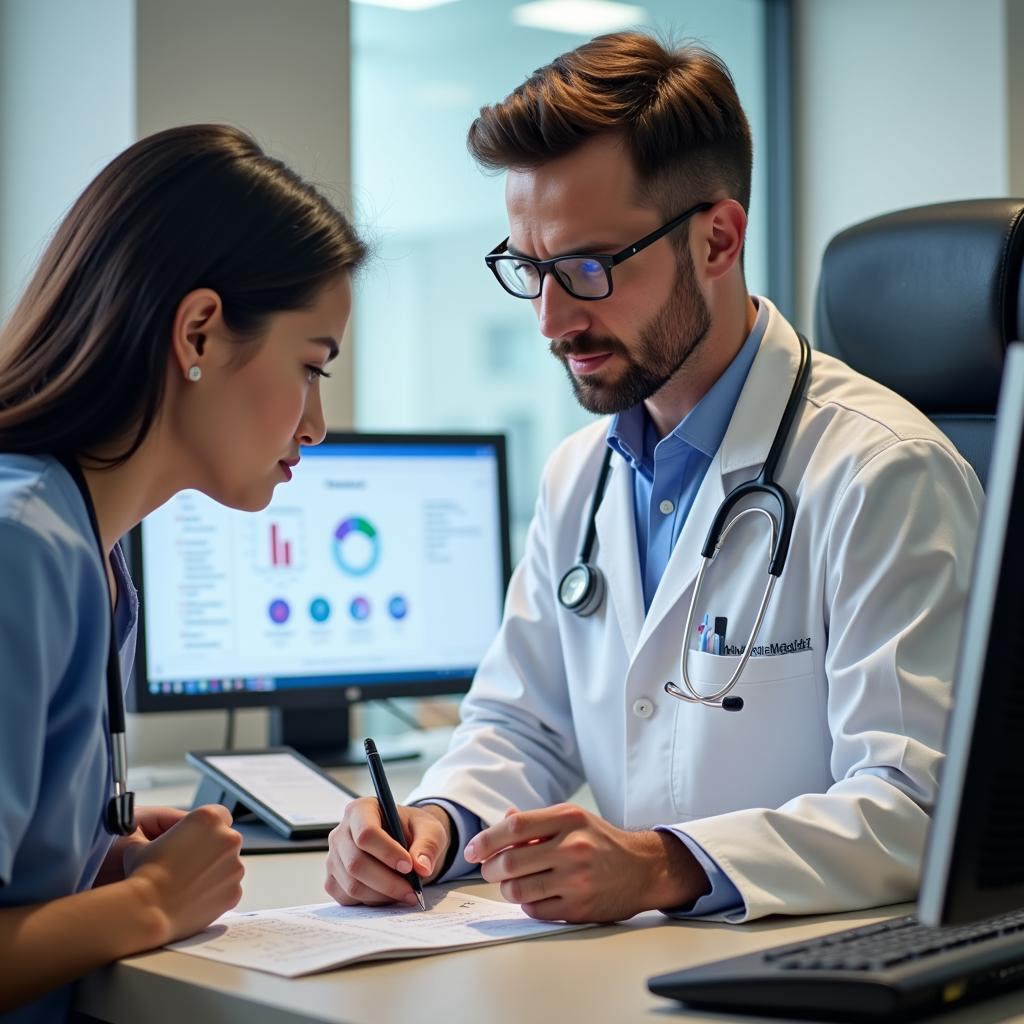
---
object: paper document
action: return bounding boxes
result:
[167,888,593,977]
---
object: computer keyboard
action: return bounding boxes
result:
[648,908,1024,1020]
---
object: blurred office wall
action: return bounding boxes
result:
[0,0,134,317]
[792,0,1016,333]
[350,0,772,558]
[136,0,355,430]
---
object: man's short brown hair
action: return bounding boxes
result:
[467,31,752,221]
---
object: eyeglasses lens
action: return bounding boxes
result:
[553,258,609,299]
[495,259,541,298]
[494,256,610,299]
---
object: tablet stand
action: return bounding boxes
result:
[191,767,329,854]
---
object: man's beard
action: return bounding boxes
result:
[549,249,712,416]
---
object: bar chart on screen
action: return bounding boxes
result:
[252,508,306,574]
[270,522,292,567]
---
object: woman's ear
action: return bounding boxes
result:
[170,288,224,381]
[696,199,747,282]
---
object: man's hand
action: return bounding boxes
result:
[93,806,188,887]
[325,798,452,907]
[464,804,711,923]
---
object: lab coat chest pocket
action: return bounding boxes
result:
[670,649,829,821]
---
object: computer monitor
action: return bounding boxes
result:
[129,432,511,763]
[918,343,1024,926]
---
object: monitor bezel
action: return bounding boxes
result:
[918,344,1024,926]
[128,430,511,714]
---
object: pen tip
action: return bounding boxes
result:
[417,892,426,911]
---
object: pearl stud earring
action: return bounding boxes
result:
[187,365,202,382]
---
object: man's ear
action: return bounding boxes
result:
[170,288,224,380]
[696,199,747,282]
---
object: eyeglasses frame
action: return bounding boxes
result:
[484,201,714,301]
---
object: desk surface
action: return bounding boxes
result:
[75,754,1024,1024]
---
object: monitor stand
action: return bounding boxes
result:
[269,704,421,767]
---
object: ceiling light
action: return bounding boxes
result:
[511,0,648,35]
[351,0,460,11]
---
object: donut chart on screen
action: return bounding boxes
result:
[332,516,380,576]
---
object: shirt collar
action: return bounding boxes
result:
[607,296,769,470]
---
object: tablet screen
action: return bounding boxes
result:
[206,753,353,828]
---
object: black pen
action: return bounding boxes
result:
[714,616,728,655]
[364,737,426,911]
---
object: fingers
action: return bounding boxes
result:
[407,805,450,880]
[498,868,558,906]
[118,834,151,877]
[135,805,188,839]
[138,804,241,870]
[124,803,245,944]
[478,836,558,885]
[194,803,234,827]
[326,836,419,906]
[466,804,584,864]
[348,801,415,873]
[520,897,570,922]
[324,798,422,907]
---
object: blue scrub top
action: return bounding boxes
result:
[0,454,138,1024]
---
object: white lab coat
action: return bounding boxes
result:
[409,298,984,921]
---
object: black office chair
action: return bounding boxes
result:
[815,198,1024,487]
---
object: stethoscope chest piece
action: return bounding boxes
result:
[558,562,605,617]
[559,446,614,618]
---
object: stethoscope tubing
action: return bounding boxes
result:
[668,333,812,709]
[667,507,779,706]
[557,331,813,711]
[57,454,136,835]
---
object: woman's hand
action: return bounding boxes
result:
[1,805,244,1012]
[92,806,188,887]
[124,804,245,945]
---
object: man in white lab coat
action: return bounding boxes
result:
[325,31,982,923]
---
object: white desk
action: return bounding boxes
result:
[74,754,1024,1024]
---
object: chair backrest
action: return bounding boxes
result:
[815,199,1024,487]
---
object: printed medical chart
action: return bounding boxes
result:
[166,888,593,977]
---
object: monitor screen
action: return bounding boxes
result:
[130,433,510,714]
[918,343,1024,926]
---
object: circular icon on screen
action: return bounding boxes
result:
[309,597,331,623]
[388,594,409,620]
[333,516,380,577]
[349,596,371,621]
[269,598,291,624]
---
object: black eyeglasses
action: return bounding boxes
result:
[484,201,713,301]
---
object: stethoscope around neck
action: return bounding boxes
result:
[557,333,813,712]
[58,454,137,837]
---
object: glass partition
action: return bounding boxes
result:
[352,0,772,556]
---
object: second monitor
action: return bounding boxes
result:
[130,433,511,763]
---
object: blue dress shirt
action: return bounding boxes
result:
[604,298,767,918]
[421,300,768,920]
[0,454,139,1024]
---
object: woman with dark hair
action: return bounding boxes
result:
[0,123,366,1021]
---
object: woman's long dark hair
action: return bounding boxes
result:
[0,123,367,463]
